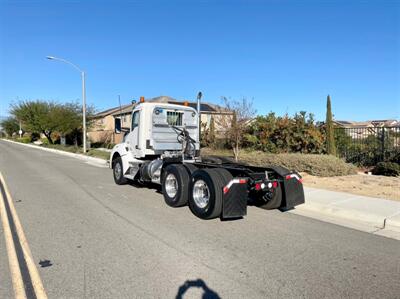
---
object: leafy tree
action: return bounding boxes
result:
[53,103,82,136]
[325,95,336,155]
[0,117,20,136]
[11,101,58,144]
[10,100,95,145]
[54,102,96,145]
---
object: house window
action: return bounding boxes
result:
[167,111,183,126]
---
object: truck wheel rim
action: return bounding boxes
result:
[114,163,122,179]
[193,180,210,209]
[165,173,178,198]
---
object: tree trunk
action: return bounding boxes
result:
[233,135,240,162]
[43,131,53,144]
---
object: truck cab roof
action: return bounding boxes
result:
[133,101,198,113]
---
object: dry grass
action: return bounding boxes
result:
[201,148,357,177]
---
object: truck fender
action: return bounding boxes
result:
[110,143,134,175]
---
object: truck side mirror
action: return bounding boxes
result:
[115,118,121,134]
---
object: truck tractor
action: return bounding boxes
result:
[110,95,304,220]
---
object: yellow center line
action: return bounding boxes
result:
[0,178,26,299]
[0,172,48,299]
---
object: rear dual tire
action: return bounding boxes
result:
[188,168,233,219]
[162,165,234,219]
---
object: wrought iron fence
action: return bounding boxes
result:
[334,126,400,166]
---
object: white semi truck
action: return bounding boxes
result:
[110,95,304,220]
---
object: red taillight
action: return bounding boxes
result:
[223,178,248,194]
[286,174,302,183]
[272,181,278,188]
[255,183,261,191]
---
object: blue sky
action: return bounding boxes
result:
[0,0,399,121]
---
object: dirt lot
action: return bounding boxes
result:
[302,172,400,201]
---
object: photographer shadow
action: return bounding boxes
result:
[176,279,220,299]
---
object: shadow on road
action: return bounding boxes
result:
[176,279,220,299]
[128,180,162,193]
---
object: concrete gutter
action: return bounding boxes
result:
[1,139,109,168]
[291,187,400,237]
[385,212,400,232]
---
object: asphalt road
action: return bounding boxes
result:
[0,140,399,299]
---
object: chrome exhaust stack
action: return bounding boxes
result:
[197,91,202,146]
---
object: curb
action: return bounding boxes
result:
[385,212,400,232]
[1,139,109,168]
[294,202,386,229]
[297,187,400,234]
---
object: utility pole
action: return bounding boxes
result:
[18,120,22,138]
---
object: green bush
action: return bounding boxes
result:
[16,136,31,143]
[372,162,400,177]
[389,151,400,164]
[87,149,110,160]
[244,112,325,154]
[40,138,49,145]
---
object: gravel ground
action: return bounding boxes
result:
[302,173,400,201]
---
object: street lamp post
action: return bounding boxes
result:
[46,56,87,153]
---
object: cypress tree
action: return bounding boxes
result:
[325,95,336,155]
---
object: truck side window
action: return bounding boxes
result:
[132,111,140,130]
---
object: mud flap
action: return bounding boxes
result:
[280,177,305,209]
[267,166,305,209]
[222,183,248,219]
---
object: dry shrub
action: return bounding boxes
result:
[201,148,357,177]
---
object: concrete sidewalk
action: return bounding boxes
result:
[291,187,400,239]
